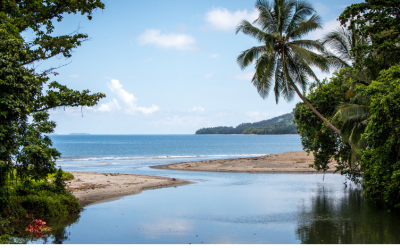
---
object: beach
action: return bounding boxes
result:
[151,150,337,173]
[66,172,193,207]
[67,151,337,207]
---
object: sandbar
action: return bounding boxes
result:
[66,172,193,207]
[151,151,337,173]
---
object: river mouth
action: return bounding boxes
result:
[19,135,400,244]
[24,170,400,244]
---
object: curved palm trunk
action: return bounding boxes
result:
[291,84,342,137]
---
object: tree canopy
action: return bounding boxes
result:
[0,0,105,213]
[294,0,400,207]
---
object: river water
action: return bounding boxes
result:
[27,135,400,244]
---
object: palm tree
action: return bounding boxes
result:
[236,0,347,136]
[323,25,378,150]
[323,25,375,170]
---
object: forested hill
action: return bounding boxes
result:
[195,113,297,135]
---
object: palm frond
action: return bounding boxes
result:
[285,49,309,92]
[291,39,325,53]
[279,0,297,33]
[288,13,322,39]
[288,44,329,72]
[254,0,277,33]
[252,53,277,98]
[324,51,351,69]
[333,103,370,147]
[236,20,267,43]
[274,58,285,103]
[321,28,352,62]
[334,103,370,122]
[288,48,321,83]
[285,0,316,37]
[237,46,267,70]
[281,55,296,102]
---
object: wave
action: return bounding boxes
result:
[57,154,266,162]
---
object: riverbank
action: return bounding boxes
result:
[151,151,337,173]
[66,151,335,207]
[65,172,193,207]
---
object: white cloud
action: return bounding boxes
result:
[204,73,214,78]
[98,98,121,112]
[138,29,196,50]
[107,79,137,108]
[232,72,254,81]
[185,106,205,113]
[210,54,219,58]
[205,7,259,31]
[135,105,160,115]
[106,79,159,115]
[68,75,80,78]
[144,58,154,62]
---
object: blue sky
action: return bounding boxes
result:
[30,0,362,134]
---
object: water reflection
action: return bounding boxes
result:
[296,185,400,244]
[20,173,400,244]
[18,214,80,244]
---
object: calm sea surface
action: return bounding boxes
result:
[26,135,400,244]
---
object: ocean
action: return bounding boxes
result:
[53,134,304,174]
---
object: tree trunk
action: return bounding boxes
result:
[292,84,343,137]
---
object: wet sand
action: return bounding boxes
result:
[67,151,335,207]
[151,151,337,173]
[66,172,193,207]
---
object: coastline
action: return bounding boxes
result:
[151,150,337,173]
[66,151,335,207]
[66,171,193,207]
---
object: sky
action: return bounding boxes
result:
[28,0,363,134]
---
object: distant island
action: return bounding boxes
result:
[69,133,91,135]
[195,113,297,135]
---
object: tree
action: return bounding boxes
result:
[293,71,354,177]
[339,0,400,69]
[236,0,347,136]
[322,16,396,169]
[0,0,105,213]
[357,64,400,208]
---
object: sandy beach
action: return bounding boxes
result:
[151,151,337,173]
[67,151,335,207]
[66,172,193,207]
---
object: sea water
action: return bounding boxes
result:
[27,135,400,244]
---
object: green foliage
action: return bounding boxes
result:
[0,234,27,244]
[3,179,81,219]
[293,1,400,208]
[48,171,74,181]
[293,70,355,177]
[0,1,104,213]
[339,0,400,69]
[195,113,297,134]
[357,64,400,207]
[52,168,67,193]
